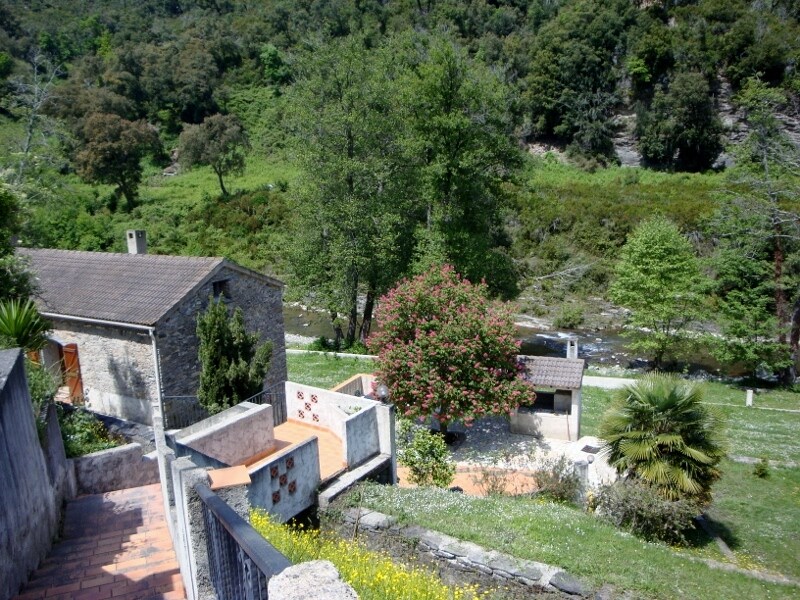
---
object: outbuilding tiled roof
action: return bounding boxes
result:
[520,356,585,390]
[19,248,227,326]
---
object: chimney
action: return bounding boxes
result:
[126,230,147,254]
[566,337,578,359]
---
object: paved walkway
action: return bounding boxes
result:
[14,484,185,600]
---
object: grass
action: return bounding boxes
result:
[287,351,374,389]
[580,381,800,582]
[357,484,797,600]
[251,509,488,600]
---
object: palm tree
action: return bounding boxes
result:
[0,298,51,352]
[599,373,726,505]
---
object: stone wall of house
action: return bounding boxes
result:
[156,266,287,411]
[49,321,157,424]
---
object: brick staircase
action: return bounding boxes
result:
[13,484,185,600]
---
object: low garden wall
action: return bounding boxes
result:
[342,507,591,597]
[72,442,159,494]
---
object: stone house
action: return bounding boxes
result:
[19,233,286,426]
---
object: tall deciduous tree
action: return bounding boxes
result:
[74,112,160,211]
[637,71,723,171]
[178,113,249,196]
[196,297,272,415]
[609,216,705,368]
[368,265,534,435]
[286,36,415,348]
[398,35,521,298]
[710,77,800,382]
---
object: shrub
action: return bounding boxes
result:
[599,373,726,505]
[369,265,535,434]
[753,457,770,479]
[58,407,121,458]
[595,480,699,546]
[197,297,272,415]
[553,303,585,329]
[0,298,51,352]
[399,427,455,488]
[532,454,582,504]
[251,510,486,600]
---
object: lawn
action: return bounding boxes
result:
[357,484,796,600]
[581,382,800,581]
[286,351,374,390]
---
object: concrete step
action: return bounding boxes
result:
[318,453,392,508]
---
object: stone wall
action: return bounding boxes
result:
[343,507,590,597]
[72,443,159,495]
[49,321,157,424]
[0,349,75,600]
[156,265,287,403]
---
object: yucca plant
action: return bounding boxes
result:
[599,373,726,505]
[0,298,51,352]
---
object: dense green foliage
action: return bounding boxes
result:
[58,407,120,458]
[599,374,726,505]
[0,0,799,377]
[196,297,272,415]
[609,217,705,367]
[369,265,533,433]
[0,297,51,351]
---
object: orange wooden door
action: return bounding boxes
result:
[62,343,83,403]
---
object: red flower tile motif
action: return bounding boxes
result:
[297,391,305,400]
[297,409,305,419]
[311,394,318,403]
[270,466,279,479]
[288,480,297,494]
[279,474,288,486]
[286,457,295,470]
[312,413,320,423]
[272,491,280,504]
[304,402,311,411]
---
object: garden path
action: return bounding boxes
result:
[13,483,185,600]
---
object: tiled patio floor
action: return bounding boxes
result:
[13,483,185,600]
[247,418,346,480]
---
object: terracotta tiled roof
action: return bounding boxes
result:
[520,356,585,390]
[19,248,226,326]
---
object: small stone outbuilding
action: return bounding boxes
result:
[20,239,286,426]
[510,356,585,441]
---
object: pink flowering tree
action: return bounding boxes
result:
[368,265,535,434]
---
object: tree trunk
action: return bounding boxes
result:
[215,168,228,196]
[330,311,344,350]
[358,285,376,344]
[345,268,359,348]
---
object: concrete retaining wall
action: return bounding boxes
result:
[344,406,378,467]
[0,349,75,600]
[248,437,320,523]
[73,442,159,494]
[178,403,275,466]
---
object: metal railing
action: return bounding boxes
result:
[162,395,209,430]
[242,382,287,425]
[162,382,287,430]
[196,483,291,599]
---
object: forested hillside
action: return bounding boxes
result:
[1,0,799,375]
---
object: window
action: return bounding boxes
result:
[212,279,231,300]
